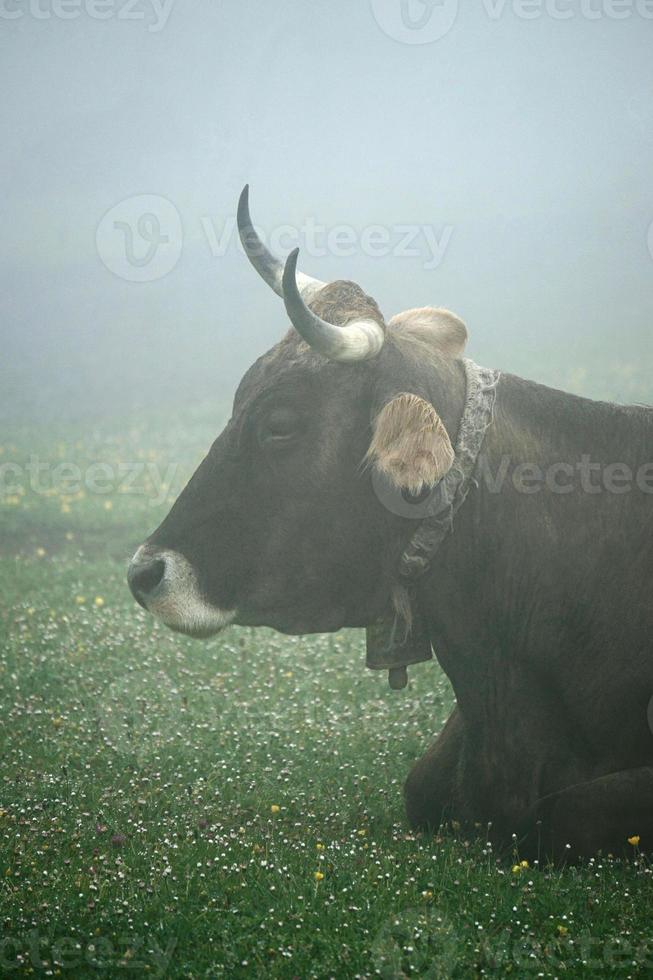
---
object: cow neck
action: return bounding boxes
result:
[365,358,501,690]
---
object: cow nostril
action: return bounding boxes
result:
[128,557,166,604]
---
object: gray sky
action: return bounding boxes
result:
[2,0,653,423]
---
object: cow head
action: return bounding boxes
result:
[128,188,468,637]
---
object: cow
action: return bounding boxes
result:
[128,187,653,860]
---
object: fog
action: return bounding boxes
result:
[2,0,653,425]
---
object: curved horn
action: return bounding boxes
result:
[282,248,385,363]
[237,185,325,301]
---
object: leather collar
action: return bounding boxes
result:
[366,359,501,688]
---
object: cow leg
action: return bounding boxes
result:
[527,766,653,861]
[404,706,464,831]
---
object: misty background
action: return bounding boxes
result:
[2,0,653,429]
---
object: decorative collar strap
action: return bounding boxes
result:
[365,359,500,689]
[399,358,501,581]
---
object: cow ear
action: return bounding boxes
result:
[388,307,468,358]
[368,393,454,494]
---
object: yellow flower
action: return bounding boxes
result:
[519,859,529,868]
[52,717,63,728]
[61,503,71,514]
[316,843,325,851]
[628,835,640,846]
[314,871,324,881]
[557,924,569,936]
[94,596,105,608]
[35,547,46,558]
[357,828,367,837]
[104,500,113,511]
[270,804,280,814]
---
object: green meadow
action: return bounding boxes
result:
[1,411,653,978]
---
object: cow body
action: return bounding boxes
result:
[404,373,653,856]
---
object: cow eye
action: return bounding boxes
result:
[258,407,300,447]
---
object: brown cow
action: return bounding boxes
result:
[129,187,653,859]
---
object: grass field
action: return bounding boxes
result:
[2,411,653,978]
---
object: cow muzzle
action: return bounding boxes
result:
[128,546,235,637]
